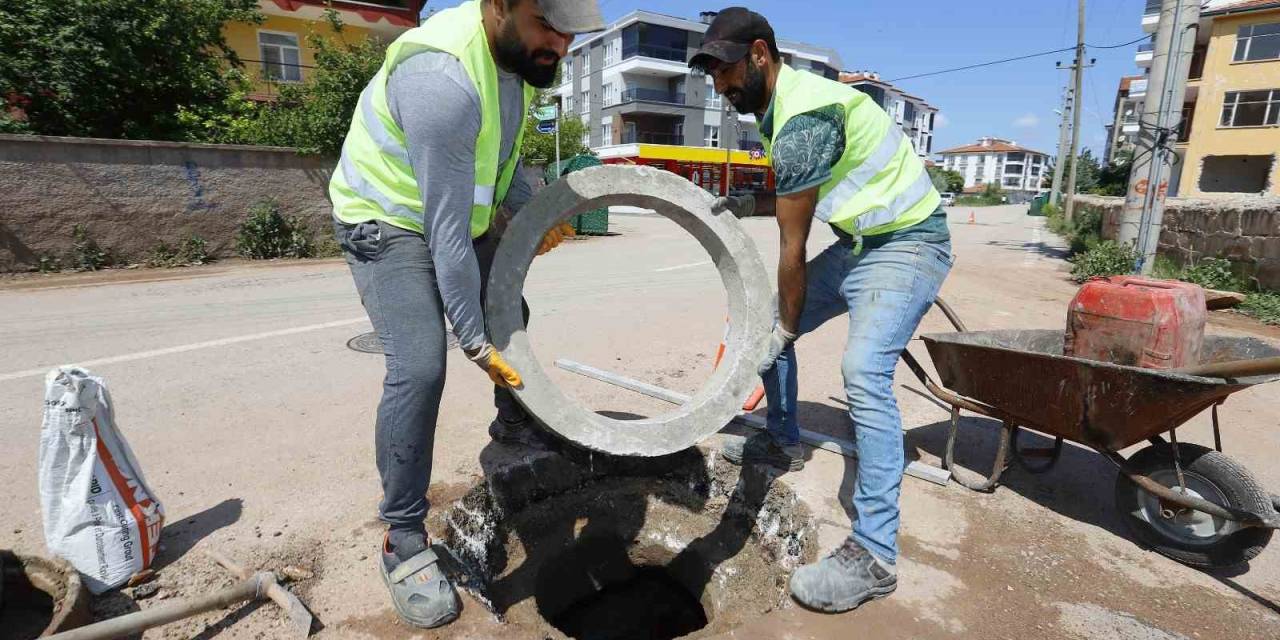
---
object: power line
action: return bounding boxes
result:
[886,35,1149,83]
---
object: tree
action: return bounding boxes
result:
[520,108,592,165]
[927,166,964,193]
[1057,148,1102,196]
[182,9,384,156]
[1092,148,1133,196]
[0,0,260,140]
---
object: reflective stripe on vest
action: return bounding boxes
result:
[763,65,939,237]
[328,0,533,238]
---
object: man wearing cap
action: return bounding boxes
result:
[692,8,952,614]
[329,0,603,628]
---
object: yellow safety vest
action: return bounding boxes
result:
[328,0,534,238]
[762,65,939,237]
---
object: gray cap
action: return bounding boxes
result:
[539,0,606,34]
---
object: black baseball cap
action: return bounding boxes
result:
[689,8,776,70]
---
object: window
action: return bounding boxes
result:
[1199,155,1274,193]
[1219,89,1279,127]
[602,82,616,106]
[584,49,592,75]
[564,94,574,114]
[580,90,589,115]
[563,57,573,84]
[1234,23,1280,62]
[704,76,721,109]
[259,31,301,82]
[1003,177,1022,188]
[601,121,613,144]
[704,125,720,148]
[603,39,619,66]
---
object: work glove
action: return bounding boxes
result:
[710,194,756,218]
[537,222,576,256]
[467,343,522,388]
[758,325,798,377]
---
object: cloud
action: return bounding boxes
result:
[1013,113,1040,128]
[934,113,950,129]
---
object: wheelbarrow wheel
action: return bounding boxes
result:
[1115,443,1273,569]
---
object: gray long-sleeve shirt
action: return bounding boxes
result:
[383,51,532,354]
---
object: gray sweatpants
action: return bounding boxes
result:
[334,219,528,533]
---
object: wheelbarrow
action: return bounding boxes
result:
[903,298,1280,570]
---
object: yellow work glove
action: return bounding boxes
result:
[536,222,576,256]
[467,343,522,388]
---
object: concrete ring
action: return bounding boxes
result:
[486,165,772,457]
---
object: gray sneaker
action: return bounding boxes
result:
[789,537,897,613]
[488,416,557,450]
[379,536,461,629]
[721,432,805,472]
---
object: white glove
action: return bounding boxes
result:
[758,325,798,377]
[711,194,756,218]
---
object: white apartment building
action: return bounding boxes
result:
[937,137,1051,202]
[839,71,939,158]
[554,10,843,150]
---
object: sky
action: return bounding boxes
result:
[425,0,1151,158]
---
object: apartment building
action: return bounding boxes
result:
[553,10,843,151]
[1103,74,1146,165]
[839,71,939,159]
[936,137,1051,202]
[1117,0,1280,196]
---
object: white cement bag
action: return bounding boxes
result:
[39,367,164,594]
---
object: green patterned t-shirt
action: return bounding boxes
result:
[759,99,949,245]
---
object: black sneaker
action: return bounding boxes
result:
[721,432,805,472]
[789,537,898,613]
[488,416,556,451]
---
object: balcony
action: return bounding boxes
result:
[1142,0,1160,33]
[1136,42,1154,67]
[622,131,683,145]
[623,44,688,63]
[1130,78,1148,98]
[620,88,686,105]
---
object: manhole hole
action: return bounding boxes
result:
[429,443,815,638]
[346,331,458,354]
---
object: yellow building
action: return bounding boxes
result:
[1174,0,1280,196]
[222,0,422,100]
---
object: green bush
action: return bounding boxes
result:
[954,184,1006,207]
[146,234,212,267]
[1045,203,1104,255]
[236,201,314,259]
[70,224,113,271]
[1151,254,1183,280]
[1181,257,1246,292]
[1070,240,1139,283]
[1241,292,1280,326]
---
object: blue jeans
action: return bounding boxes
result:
[762,236,953,563]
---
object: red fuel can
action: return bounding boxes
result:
[1065,276,1206,369]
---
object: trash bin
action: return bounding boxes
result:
[545,154,610,236]
[1028,193,1049,217]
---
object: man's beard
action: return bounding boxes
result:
[494,20,559,88]
[726,58,768,115]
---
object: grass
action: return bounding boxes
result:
[1241,292,1280,326]
[236,200,315,259]
[146,234,212,268]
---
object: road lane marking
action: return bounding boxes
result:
[654,260,712,273]
[0,317,369,382]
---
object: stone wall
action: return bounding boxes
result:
[1073,193,1280,290]
[0,134,335,272]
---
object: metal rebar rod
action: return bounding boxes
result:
[46,573,271,640]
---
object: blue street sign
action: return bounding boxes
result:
[536,121,557,134]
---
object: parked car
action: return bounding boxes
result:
[939,192,956,206]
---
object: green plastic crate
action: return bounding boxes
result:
[545,154,610,236]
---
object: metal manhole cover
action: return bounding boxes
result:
[347,331,459,354]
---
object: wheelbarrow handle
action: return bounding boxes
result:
[1173,356,1280,379]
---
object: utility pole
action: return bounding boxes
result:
[1063,0,1087,223]
[1049,83,1073,208]
[1119,0,1201,274]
